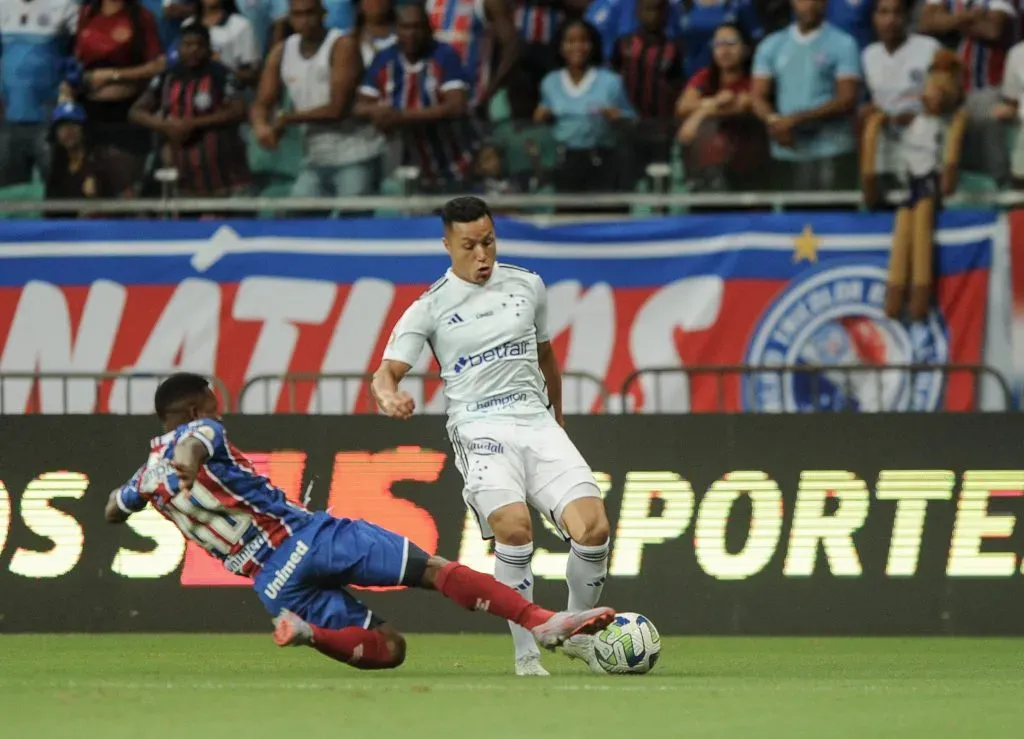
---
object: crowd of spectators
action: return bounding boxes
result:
[0,0,1021,212]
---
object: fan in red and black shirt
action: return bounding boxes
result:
[129,24,250,197]
[609,0,685,184]
[610,0,685,120]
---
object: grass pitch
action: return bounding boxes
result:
[1,635,1022,738]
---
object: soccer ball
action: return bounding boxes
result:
[593,612,661,675]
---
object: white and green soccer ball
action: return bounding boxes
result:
[593,612,661,675]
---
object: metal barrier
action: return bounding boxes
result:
[619,364,1014,413]
[0,365,1011,414]
[0,188,1018,216]
[0,372,232,415]
[236,371,611,414]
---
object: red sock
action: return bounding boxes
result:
[309,626,400,670]
[434,562,554,630]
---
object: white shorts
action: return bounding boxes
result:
[449,415,599,540]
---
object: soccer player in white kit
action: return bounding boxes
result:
[371,197,611,676]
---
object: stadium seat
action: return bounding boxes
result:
[247,128,303,181]
[487,121,558,214]
[669,144,690,215]
[254,179,297,218]
[631,176,653,217]
[491,121,558,174]
[950,171,999,209]
[0,180,44,219]
[244,91,304,185]
[488,89,513,124]
[375,175,405,217]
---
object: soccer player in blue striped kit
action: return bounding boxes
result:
[105,373,615,669]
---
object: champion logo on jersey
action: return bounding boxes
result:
[447,313,465,325]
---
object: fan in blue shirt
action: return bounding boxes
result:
[536,19,636,151]
[752,0,861,169]
[0,0,78,186]
[535,19,635,195]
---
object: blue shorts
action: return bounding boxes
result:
[903,172,941,209]
[253,512,429,630]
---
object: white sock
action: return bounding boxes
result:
[567,540,609,612]
[494,542,540,659]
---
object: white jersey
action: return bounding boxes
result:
[862,34,940,117]
[180,14,259,74]
[382,262,552,430]
[901,113,946,177]
[862,34,940,176]
[1002,41,1024,121]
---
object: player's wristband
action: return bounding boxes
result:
[115,488,136,514]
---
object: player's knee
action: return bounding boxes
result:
[488,503,533,546]
[577,515,610,546]
[562,494,610,545]
[496,526,533,546]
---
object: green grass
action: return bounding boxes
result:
[1,636,1023,738]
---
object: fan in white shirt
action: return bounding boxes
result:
[993,39,1024,183]
[178,0,260,85]
[372,196,612,678]
[861,0,940,180]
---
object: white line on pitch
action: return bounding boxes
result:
[1,680,684,693]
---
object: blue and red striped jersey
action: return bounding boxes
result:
[925,0,1020,92]
[359,41,478,183]
[116,418,313,577]
[514,0,561,45]
[426,0,492,105]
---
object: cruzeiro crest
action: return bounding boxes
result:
[743,261,949,412]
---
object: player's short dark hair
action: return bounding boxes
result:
[441,196,493,228]
[155,372,211,420]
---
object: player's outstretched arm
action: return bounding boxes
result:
[375,298,431,418]
[105,490,131,524]
[371,360,416,420]
[105,465,150,524]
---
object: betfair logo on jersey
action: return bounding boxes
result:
[453,340,529,374]
[262,540,309,600]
